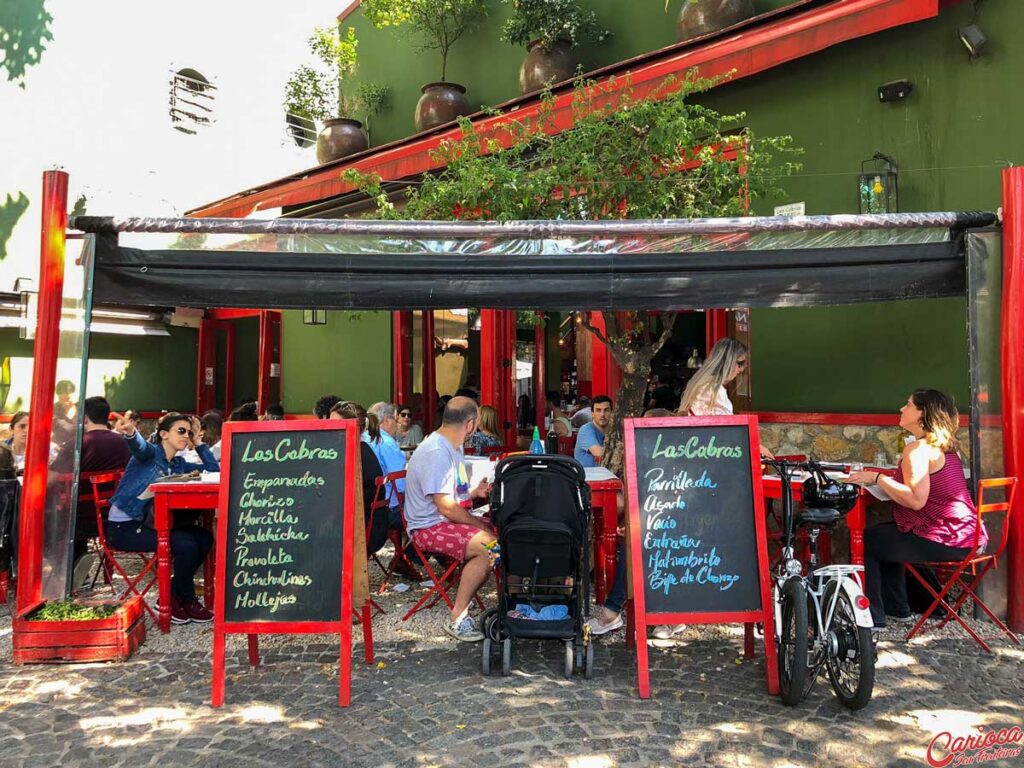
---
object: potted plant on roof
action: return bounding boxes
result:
[500,0,611,95]
[284,25,370,164]
[361,0,488,132]
[675,0,754,43]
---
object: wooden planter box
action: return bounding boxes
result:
[13,595,147,664]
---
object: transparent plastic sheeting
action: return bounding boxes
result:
[117,226,951,258]
[94,224,966,311]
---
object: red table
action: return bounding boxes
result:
[151,482,219,634]
[588,474,624,606]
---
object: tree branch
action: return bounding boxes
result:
[577,311,608,346]
[651,312,678,357]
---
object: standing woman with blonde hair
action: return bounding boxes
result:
[678,337,749,417]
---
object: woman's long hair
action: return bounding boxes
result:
[911,389,961,452]
[678,338,748,415]
[478,404,500,438]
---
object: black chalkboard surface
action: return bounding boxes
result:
[221,426,347,623]
[628,421,761,615]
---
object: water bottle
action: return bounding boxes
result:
[545,426,558,454]
[529,426,545,455]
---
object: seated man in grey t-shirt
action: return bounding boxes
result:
[404,396,494,642]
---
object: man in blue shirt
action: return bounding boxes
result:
[574,395,613,468]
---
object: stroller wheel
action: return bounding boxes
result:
[481,638,492,676]
[501,638,512,676]
[564,641,574,679]
[584,640,595,679]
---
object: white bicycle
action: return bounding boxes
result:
[766,459,876,710]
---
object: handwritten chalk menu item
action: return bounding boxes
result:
[212,419,358,708]
[624,416,778,700]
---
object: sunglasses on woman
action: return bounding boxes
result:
[173,427,195,438]
[398,412,411,418]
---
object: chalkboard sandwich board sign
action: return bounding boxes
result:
[212,419,358,707]
[623,415,778,699]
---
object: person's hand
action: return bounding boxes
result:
[472,479,492,500]
[847,470,880,486]
[111,412,136,438]
[760,446,775,459]
[188,416,204,448]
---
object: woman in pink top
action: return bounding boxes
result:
[848,389,983,629]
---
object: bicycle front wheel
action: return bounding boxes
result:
[823,580,875,710]
[778,577,809,706]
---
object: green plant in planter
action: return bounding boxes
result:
[283,25,360,124]
[501,0,611,52]
[29,600,117,621]
[362,0,488,82]
[356,81,392,139]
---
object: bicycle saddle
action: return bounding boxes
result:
[796,507,843,527]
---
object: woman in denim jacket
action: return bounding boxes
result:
[108,412,218,624]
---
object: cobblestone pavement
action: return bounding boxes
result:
[1,621,1022,768]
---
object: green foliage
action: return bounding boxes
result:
[361,0,488,81]
[356,81,393,136]
[500,0,611,51]
[70,194,88,219]
[0,0,52,88]
[283,26,361,123]
[345,72,800,459]
[29,601,117,622]
[0,191,29,261]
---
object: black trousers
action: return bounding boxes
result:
[106,520,213,603]
[863,522,968,626]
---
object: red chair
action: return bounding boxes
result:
[399,484,486,623]
[77,471,114,590]
[368,471,421,597]
[905,477,1020,652]
[90,470,159,623]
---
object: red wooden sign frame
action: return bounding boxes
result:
[212,419,359,707]
[624,415,778,699]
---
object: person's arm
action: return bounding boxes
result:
[849,442,932,510]
[123,427,157,463]
[179,416,219,472]
[430,490,491,531]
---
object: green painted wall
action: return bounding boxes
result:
[231,317,260,406]
[280,310,391,413]
[341,0,1019,413]
[0,326,198,413]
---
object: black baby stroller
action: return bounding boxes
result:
[480,454,594,678]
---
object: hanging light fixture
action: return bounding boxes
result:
[858,153,899,214]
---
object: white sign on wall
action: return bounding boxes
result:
[774,202,806,217]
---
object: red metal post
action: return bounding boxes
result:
[196,317,216,414]
[1002,167,1024,632]
[16,170,68,613]
[503,310,518,446]
[533,313,546,432]
[706,309,729,352]
[257,310,272,411]
[224,323,236,415]
[480,309,499,409]
[392,311,413,405]
[422,310,437,430]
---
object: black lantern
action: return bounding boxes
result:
[858,153,898,214]
[302,309,327,325]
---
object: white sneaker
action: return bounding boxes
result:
[444,616,484,642]
[653,624,686,640]
[586,612,624,636]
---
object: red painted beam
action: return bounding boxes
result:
[422,310,436,431]
[392,310,413,405]
[17,171,67,613]
[1001,167,1024,632]
[187,0,939,220]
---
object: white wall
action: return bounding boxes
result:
[0,0,352,291]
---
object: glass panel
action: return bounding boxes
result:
[967,229,1003,483]
[40,235,95,599]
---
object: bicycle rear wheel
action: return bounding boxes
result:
[823,580,875,710]
[778,577,809,706]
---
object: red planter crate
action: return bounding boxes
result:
[12,595,147,664]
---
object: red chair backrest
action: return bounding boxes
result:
[976,477,1017,557]
[384,470,406,509]
[85,470,124,550]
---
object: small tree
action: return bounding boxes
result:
[361,0,488,82]
[346,73,799,474]
[500,0,611,52]
[283,26,360,123]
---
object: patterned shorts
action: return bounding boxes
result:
[411,521,492,562]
